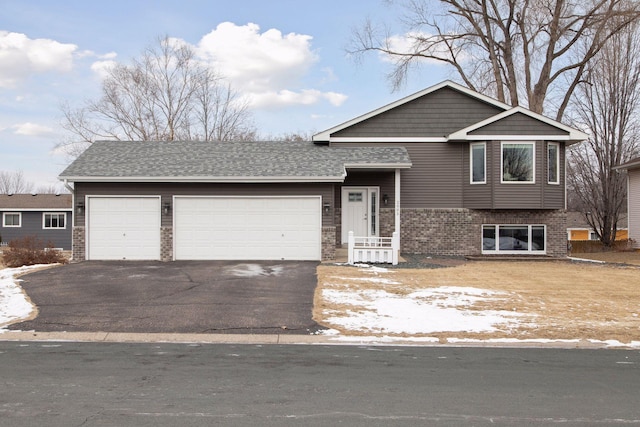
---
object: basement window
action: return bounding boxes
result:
[482,225,546,254]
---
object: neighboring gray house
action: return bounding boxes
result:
[59,81,587,262]
[0,194,72,250]
[614,157,640,249]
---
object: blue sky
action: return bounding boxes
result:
[0,0,450,189]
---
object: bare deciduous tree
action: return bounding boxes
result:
[567,20,640,246]
[60,36,255,152]
[0,171,33,194]
[349,0,640,120]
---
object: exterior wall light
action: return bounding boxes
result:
[323,202,331,214]
[76,201,84,215]
[163,201,171,216]
[382,194,389,205]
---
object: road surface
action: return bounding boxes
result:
[1,342,638,426]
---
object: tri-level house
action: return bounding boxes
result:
[59,81,587,262]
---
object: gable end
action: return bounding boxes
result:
[469,112,570,136]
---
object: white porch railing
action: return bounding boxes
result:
[347,231,399,265]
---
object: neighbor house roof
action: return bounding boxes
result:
[59,140,412,183]
[0,194,72,211]
[613,157,640,171]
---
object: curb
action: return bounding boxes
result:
[1,330,636,350]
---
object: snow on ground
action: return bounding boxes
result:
[320,264,530,336]
[0,265,44,332]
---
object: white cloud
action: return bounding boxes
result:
[90,59,117,79]
[250,89,347,109]
[194,22,346,108]
[0,31,77,88]
[12,122,55,137]
[380,31,461,65]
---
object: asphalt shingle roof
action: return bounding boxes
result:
[0,194,72,210]
[59,140,411,182]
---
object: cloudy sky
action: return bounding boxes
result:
[0,0,449,189]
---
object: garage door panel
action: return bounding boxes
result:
[88,197,161,260]
[175,197,321,261]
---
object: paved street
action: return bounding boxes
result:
[1,342,639,426]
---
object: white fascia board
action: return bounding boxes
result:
[344,163,412,169]
[448,106,589,142]
[613,159,640,171]
[462,134,575,141]
[312,80,510,142]
[329,137,447,143]
[58,175,346,183]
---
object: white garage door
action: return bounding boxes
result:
[87,197,161,260]
[174,196,321,261]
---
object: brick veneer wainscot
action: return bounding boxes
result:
[377,208,568,257]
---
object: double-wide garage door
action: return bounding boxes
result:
[174,196,321,261]
[86,196,322,261]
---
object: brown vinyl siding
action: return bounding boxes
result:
[543,142,565,208]
[462,143,493,208]
[470,112,570,136]
[332,87,504,138]
[463,141,567,209]
[338,171,395,209]
[74,182,335,227]
[333,142,464,208]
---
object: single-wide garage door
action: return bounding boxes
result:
[174,196,321,261]
[87,197,161,260]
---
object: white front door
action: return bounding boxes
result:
[341,187,379,243]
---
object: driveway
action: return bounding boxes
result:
[8,261,323,334]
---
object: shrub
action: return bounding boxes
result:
[1,236,69,268]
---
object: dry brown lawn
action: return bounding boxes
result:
[315,254,640,344]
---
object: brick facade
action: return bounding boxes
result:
[72,226,85,261]
[161,226,173,262]
[322,226,336,261]
[376,208,568,257]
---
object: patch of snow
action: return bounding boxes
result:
[588,339,640,348]
[0,265,45,332]
[321,286,528,335]
[353,264,390,273]
[447,338,580,344]
[226,263,283,277]
[333,276,400,285]
[568,257,606,264]
[324,334,440,344]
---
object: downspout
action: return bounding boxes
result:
[63,179,75,227]
[394,168,401,236]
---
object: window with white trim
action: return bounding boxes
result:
[547,142,559,184]
[43,212,66,229]
[2,212,21,227]
[470,142,486,184]
[482,224,546,254]
[501,142,535,183]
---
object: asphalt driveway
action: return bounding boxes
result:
[9,261,324,334]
